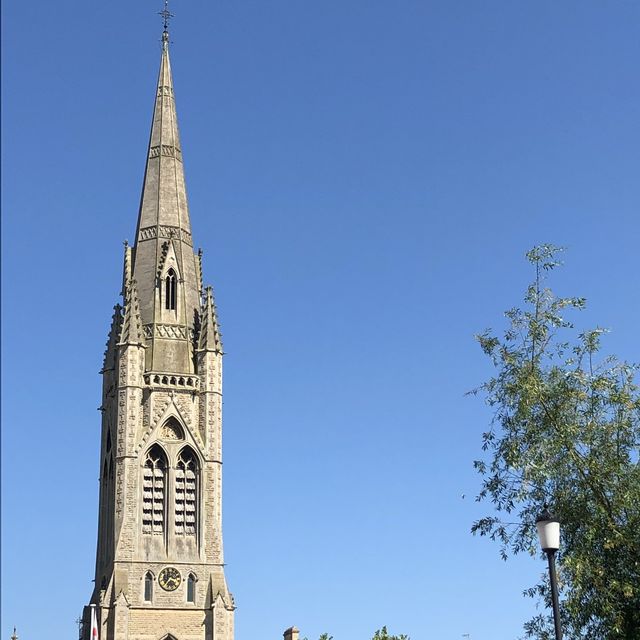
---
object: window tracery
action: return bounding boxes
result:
[165,268,177,310]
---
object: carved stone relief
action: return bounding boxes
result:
[138,225,192,246]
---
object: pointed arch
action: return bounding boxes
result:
[165,268,177,310]
[142,445,167,534]
[175,446,199,536]
[158,416,184,441]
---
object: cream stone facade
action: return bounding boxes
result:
[82,27,235,640]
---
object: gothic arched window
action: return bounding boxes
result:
[142,446,167,534]
[165,268,177,310]
[175,447,199,536]
[144,571,154,601]
[187,573,196,603]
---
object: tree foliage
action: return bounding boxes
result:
[371,627,409,640]
[304,628,408,640]
[472,245,640,639]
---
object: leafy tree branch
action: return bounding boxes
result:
[471,245,640,639]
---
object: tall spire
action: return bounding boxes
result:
[131,18,202,373]
[134,16,191,243]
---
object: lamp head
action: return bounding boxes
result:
[536,505,560,552]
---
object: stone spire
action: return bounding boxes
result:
[10,627,18,640]
[84,17,235,640]
[131,28,201,373]
[198,287,223,353]
[134,31,191,239]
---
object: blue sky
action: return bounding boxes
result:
[2,1,639,639]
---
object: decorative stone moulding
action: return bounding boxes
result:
[144,373,200,389]
[138,224,193,246]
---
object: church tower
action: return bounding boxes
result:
[83,21,235,640]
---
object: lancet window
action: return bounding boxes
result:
[187,573,196,603]
[175,447,198,535]
[142,446,167,534]
[165,268,177,310]
[144,572,154,601]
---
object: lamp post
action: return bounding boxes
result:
[536,506,562,640]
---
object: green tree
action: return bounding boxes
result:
[472,245,640,639]
[303,628,408,640]
[371,627,409,640]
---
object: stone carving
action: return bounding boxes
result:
[157,84,174,98]
[143,392,151,430]
[118,357,127,387]
[135,393,170,454]
[138,225,192,246]
[143,373,199,389]
[149,145,183,162]
[155,324,188,340]
[174,394,205,450]
[142,324,195,341]
[159,421,183,441]
[115,465,124,516]
[117,390,127,457]
[127,393,139,450]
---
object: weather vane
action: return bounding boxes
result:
[159,0,174,32]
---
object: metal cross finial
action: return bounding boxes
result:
[159,0,174,32]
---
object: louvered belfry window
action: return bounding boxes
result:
[143,446,166,534]
[175,447,198,535]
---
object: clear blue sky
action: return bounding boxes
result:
[2,2,639,639]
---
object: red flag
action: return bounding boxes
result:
[90,605,99,640]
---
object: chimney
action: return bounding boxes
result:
[283,627,300,640]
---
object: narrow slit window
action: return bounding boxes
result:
[187,574,196,603]
[175,447,198,536]
[165,269,177,310]
[142,446,166,534]
[107,457,114,556]
[144,572,153,601]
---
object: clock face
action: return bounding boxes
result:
[158,567,182,591]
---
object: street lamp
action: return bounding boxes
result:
[536,506,562,640]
